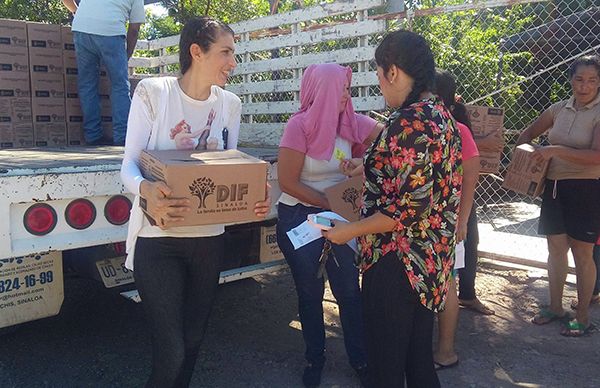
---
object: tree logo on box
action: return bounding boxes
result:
[189,177,216,209]
[342,187,360,211]
[190,177,250,210]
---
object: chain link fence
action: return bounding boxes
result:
[394,0,599,262]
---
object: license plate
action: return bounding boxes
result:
[95,256,134,288]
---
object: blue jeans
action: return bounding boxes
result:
[276,203,367,369]
[73,32,131,144]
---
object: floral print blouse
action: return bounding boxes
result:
[358,97,463,312]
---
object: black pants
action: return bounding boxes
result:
[458,208,479,300]
[134,235,223,388]
[362,253,440,388]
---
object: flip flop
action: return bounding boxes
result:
[532,308,572,325]
[560,319,596,337]
[434,359,459,371]
[570,295,600,310]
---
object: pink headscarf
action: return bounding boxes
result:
[279,63,376,160]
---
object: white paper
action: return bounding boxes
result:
[454,241,465,270]
[286,211,358,253]
[286,221,323,250]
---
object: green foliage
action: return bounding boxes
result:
[403,0,590,132]
[0,0,71,24]
[160,0,270,24]
[140,10,180,40]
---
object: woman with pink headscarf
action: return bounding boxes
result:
[276,63,383,387]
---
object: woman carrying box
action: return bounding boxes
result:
[517,55,600,336]
[120,17,271,387]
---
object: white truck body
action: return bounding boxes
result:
[0,0,387,328]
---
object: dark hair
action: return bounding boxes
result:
[434,69,472,129]
[568,55,600,79]
[179,17,234,75]
[374,30,435,109]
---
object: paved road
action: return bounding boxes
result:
[0,270,362,388]
[1,264,599,388]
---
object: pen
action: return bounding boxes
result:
[222,127,228,149]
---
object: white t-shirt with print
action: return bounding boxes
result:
[121,77,241,242]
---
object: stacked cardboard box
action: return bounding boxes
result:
[0,19,34,148]
[466,105,505,174]
[61,26,85,145]
[1,19,140,148]
[27,22,66,147]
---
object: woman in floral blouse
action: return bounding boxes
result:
[324,30,462,387]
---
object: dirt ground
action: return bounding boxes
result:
[1,260,599,387]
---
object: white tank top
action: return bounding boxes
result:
[278,136,352,207]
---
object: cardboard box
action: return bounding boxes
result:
[63,49,77,76]
[31,76,65,99]
[65,94,85,145]
[0,19,28,49]
[0,121,34,149]
[33,121,66,147]
[0,97,33,149]
[61,26,74,51]
[139,149,268,226]
[0,47,29,73]
[29,47,65,98]
[466,105,504,174]
[32,97,66,146]
[64,74,78,98]
[259,224,284,262]
[65,97,82,120]
[324,175,363,222]
[26,22,61,50]
[0,73,30,97]
[29,47,64,76]
[32,97,65,123]
[0,97,32,123]
[501,144,549,198]
[67,122,85,146]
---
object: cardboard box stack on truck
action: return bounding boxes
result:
[0,0,391,330]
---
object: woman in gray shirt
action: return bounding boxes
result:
[517,55,600,337]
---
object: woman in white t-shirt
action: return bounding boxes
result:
[120,17,270,387]
[276,63,383,387]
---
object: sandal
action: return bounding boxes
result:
[560,319,596,337]
[459,298,495,315]
[570,295,600,310]
[532,308,572,325]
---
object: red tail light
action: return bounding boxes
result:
[104,195,132,225]
[65,198,96,230]
[24,203,57,236]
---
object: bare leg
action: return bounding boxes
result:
[434,277,459,367]
[546,234,570,315]
[569,237,596,326]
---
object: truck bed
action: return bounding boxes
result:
[0,146,278,177]
[0,146,124,177]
